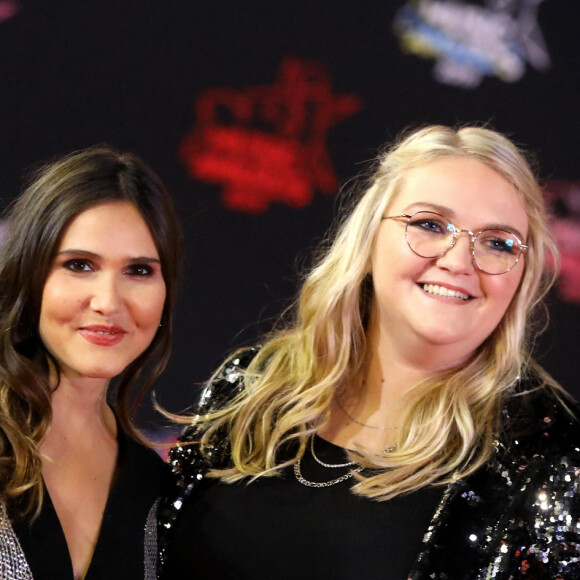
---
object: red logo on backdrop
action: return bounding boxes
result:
[179,58,362,213]
[545,180,580,303]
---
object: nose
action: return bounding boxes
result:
[435,231,476,275]
[89,273,124,315]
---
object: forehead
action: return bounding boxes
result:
[59,201,159,255]
[390,157,529,237]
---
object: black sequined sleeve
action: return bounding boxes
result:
[488,424,580,578]
[156,347,259,574]
[410,386,580,580]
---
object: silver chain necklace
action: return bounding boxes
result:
[293,436,362,488]
[294,436,397,488]
[293,460,363,488]
[310,435,356,468]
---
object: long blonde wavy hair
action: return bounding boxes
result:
[196,125,560,500]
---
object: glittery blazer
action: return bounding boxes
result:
[158,349,580,579]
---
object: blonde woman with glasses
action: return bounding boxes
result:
[159,125,580,579]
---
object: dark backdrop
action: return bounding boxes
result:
[0,0,578,435]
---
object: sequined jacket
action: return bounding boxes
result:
[159,349,580,579]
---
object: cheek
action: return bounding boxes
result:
[132,286,166,329]
[40,275,60,309]
[371,228,416,276]
[39,275,78,324]
[371,248,426,292]
[484,270,524,318]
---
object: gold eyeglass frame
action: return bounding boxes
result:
[382,211,529,275]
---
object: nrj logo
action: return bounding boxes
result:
[393,0,551,89]
[179,57,362,213]
[0,0,18,23]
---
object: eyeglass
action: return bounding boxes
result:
[382,211,528,275]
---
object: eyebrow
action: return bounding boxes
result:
[402,202,527,241]
[57,249,161,264]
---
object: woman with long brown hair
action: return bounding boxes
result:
[0,147,180,580]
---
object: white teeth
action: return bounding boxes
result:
[96,330,114,335]
[422,284,470,300]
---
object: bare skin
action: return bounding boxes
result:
[318,306,455,453]
[40,374,117,580]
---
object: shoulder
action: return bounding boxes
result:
[118,425,165,473]
[500,380,580,461]
[121,430,165,465]
[167,346,260,478]
[116,429,169,502]
[157,347,260,572]
[193,346,260,417]
[486,385,580,576]
[411,383,580,578]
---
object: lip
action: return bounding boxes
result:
[417,281,476,301]
[79,325,127,346]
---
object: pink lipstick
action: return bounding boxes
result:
[79,325,127,346]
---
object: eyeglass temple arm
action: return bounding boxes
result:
[381,214,413,222]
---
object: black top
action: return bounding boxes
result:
[9,430,167,580]
[160,351,580,579]
[163,435,442,579]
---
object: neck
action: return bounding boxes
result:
[48,373,116,438]
[319,313,471,451]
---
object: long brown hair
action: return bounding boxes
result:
[0,146,181,515]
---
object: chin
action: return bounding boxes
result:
[415,323,466,344]
[78,366,127,380]
[420,330,475,352]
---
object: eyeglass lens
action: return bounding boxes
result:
[405,211,522,275]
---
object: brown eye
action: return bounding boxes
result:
[63,259,93,273]
[126,264,155,277]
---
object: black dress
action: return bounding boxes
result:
[162,434,441,579]
[7,430,167,580]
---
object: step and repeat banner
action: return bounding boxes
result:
[0,0,578,435]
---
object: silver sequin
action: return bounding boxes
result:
[0,505,33,580]
[144,499,160,580]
